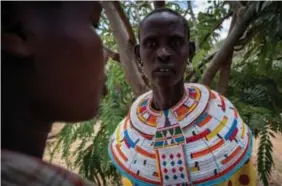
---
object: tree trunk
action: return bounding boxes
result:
[216,14,237,95]
[101,2,149,96]
[216,54,233,95]
[201,4,257,86]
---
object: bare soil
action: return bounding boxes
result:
[44,123,282,186]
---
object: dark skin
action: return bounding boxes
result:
[136,12,192,110]
[2,2,104,158]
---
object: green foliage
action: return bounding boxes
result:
[97,12,117,50]
[258,123,274,186]
[228,53,282,185]
[226,3,282,183]
[101,61,134,135]
[197,1,231,50]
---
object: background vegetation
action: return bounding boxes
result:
[48,1,282,186]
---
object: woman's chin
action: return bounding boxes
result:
[153,79,178,88]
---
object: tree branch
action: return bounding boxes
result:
[183,1,190,18]
[101,2,149,96]
[228,1,244,14]
[103,46,120,62]
[201,3,257,86]
[187,0,199,52]
[234,30,255,51]
[237,28,256,45]
[216,14,236,95]
[112,1,136,44]
[234,20,269,51]
[199,11,233,48]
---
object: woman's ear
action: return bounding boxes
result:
[188,41,195,62]
[1,33,33,57]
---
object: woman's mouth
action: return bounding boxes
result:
[153,67,175,76]
[159,68,171,72]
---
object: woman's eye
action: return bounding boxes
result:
[148,41,156,47]
[171,38,183,47]
[144,40,157,48]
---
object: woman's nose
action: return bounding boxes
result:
[157,47,171,63]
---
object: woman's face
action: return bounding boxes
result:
[139,12,189,88]
[3,2,105,122]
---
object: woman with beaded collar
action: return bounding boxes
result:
[108,8,256,186]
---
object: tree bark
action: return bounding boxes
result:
[187,1,199,52]
[217,55,233,95]
[216,2,242,95]
[201,4,257,86]
[101,2,149,96]
[154,1,165,9]
[103,46,120,62]
[112,2,136,44]
[216,14,236,95]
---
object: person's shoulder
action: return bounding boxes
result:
[184,83,235,107]
[207,86,236,110]
[2,150,96,186]
[129,89,153,110]
[184,82,239,121]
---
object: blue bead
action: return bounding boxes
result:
[178,159,183,165]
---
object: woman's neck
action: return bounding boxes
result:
[2,106,52,159]
[151,79,185,111]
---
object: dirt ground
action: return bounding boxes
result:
[44,123,282,186]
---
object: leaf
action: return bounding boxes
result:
[255,1,264,13]
[261,1,274,12]
[257,122,274,185]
